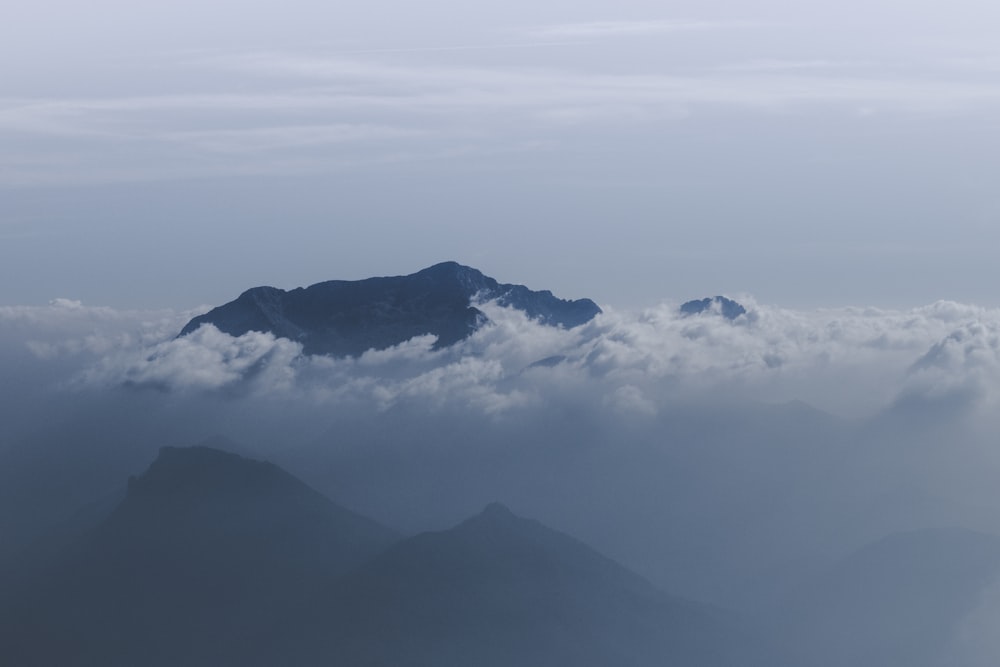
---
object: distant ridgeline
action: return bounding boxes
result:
[178,262,602,357]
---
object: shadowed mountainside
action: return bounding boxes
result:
[0,445,398,667]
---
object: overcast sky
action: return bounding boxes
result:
[4,0,1000,309]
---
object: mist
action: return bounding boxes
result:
[3,290,1000,665]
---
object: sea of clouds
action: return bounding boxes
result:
[4,295,999,420]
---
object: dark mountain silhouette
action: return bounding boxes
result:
[680,296,746,320]
[0,445,398,667]
[273,502,779,667]
[179,261,602,357]
[776,527,1000,667]
[0,445,784,667]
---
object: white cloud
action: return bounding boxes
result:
[7,295,999,419]
[105,324,303,392]
[0,299,192,357]
[901,321,1000,408]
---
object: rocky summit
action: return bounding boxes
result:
[680,296,746,321]
[178,262,601,357]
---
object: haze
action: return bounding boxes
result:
[5,2,1000,665]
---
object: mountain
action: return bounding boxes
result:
[0,445,398,667]
[1,446,781,667]
[775,527,1000,667]
[179,262,602,357]
[680,296,746,320]
[273,502,778,667]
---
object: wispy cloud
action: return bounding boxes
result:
[715,59,856,73]
[524,19,769,39]
[163,124,424,153]
[5,47,1000,187]
[207,51,1000,117]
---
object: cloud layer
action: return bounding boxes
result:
[8,295,1000,419]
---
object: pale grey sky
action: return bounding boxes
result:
[3,0,1000,308]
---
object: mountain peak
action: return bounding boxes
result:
[481,500,514,514]
[117,445,398,555]
[300,503,761,667]
[9,444,399,667]
[125,445,288,503]
[416,260,480,276]
[477,501,517,522]
[680,296,746,320]
[156,443,240,463]
[178,263,601,357]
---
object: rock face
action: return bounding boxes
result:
[680,296,746,320]
[179,262,602,357]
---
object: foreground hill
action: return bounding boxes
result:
[0,446,398,667]
[0,445,778,667]
[179,261,602,356]
[269,502,777,667]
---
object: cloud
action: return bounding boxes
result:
[163,124,425,153]
[7,45,1000,186]
[715,59,857,73]
[523,19,767,39]
[209,51,1000,115]
[900,321,1000,409]
[105,324,303,392]
[0,299,191,361]
[8,295,999,420]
